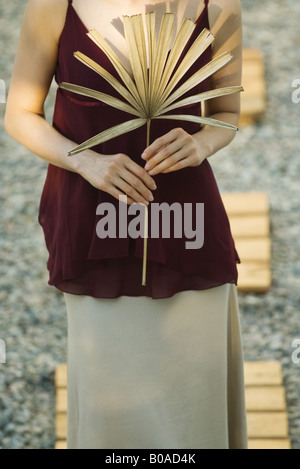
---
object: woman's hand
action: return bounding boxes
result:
[76,150,157,206]
[141,127,207,176]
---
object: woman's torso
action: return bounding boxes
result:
[38,0,241,299]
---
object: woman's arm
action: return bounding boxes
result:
[5,0,156,205]
[4,0,77,170]
[141,0,242,175]
[199,0,242,153]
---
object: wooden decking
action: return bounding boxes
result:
[244,361,291,449]
[222,192,271,293]
[54,361,291,449]
[240,48,266,126]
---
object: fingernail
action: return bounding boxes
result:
[149,194,154,201]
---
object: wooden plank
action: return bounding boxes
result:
[242,61,264,79]
[55,413,290,444]
[55,441,67,450]
[221,192,271,292]
[244,362,283,386]
[55,361,283,397]
[229,215,269,238]
[248,439,291,450]
[237,262,271,293]
[241,96,266,119]
[56,413,67,441]
[55,362,285,398]
[55,386,289,417]
[234,238,271,263]
[242,48,264,61]
[55,438,292,450]
[241,80,266,96]
[240,48,266,124]
[54,361,291,448]
[247,412,289,439]
[56,388,67,413]
[245,386,286,412]
[242,52,264,66]
[221,192,269,216]
[239,115,259,126]
[55,363,67,388]
[240,101,265,123]
[55,414,290,445]
[55,414,290,443]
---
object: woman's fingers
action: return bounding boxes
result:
[104,185,136,206]
[141,128,179,161]
[124,157,157,191]
[114,175,152,205]
[101,153,157,205]
[119,155,156,203]
[161,155,195,173]
[79,151,157,205]
[144,140,182,173]
[141,128,193,175]
[141,128,205,175]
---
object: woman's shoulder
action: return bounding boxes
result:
[207,0,242,36]
[26,0,68,14]
[207,0,241,22]
[208,0,241,11]
[25,0,69,42]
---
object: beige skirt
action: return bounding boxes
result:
[64,284,248,449]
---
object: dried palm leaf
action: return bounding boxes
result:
[59,12,243,286]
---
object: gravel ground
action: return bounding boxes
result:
[0,0,300,449]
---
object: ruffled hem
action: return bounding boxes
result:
[38,158,241,298]
[50,255,239,300]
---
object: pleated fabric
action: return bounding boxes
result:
[64,284,248,449]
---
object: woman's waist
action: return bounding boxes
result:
[53,87,203,155]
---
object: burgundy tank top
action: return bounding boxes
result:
[38,0,241,299]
